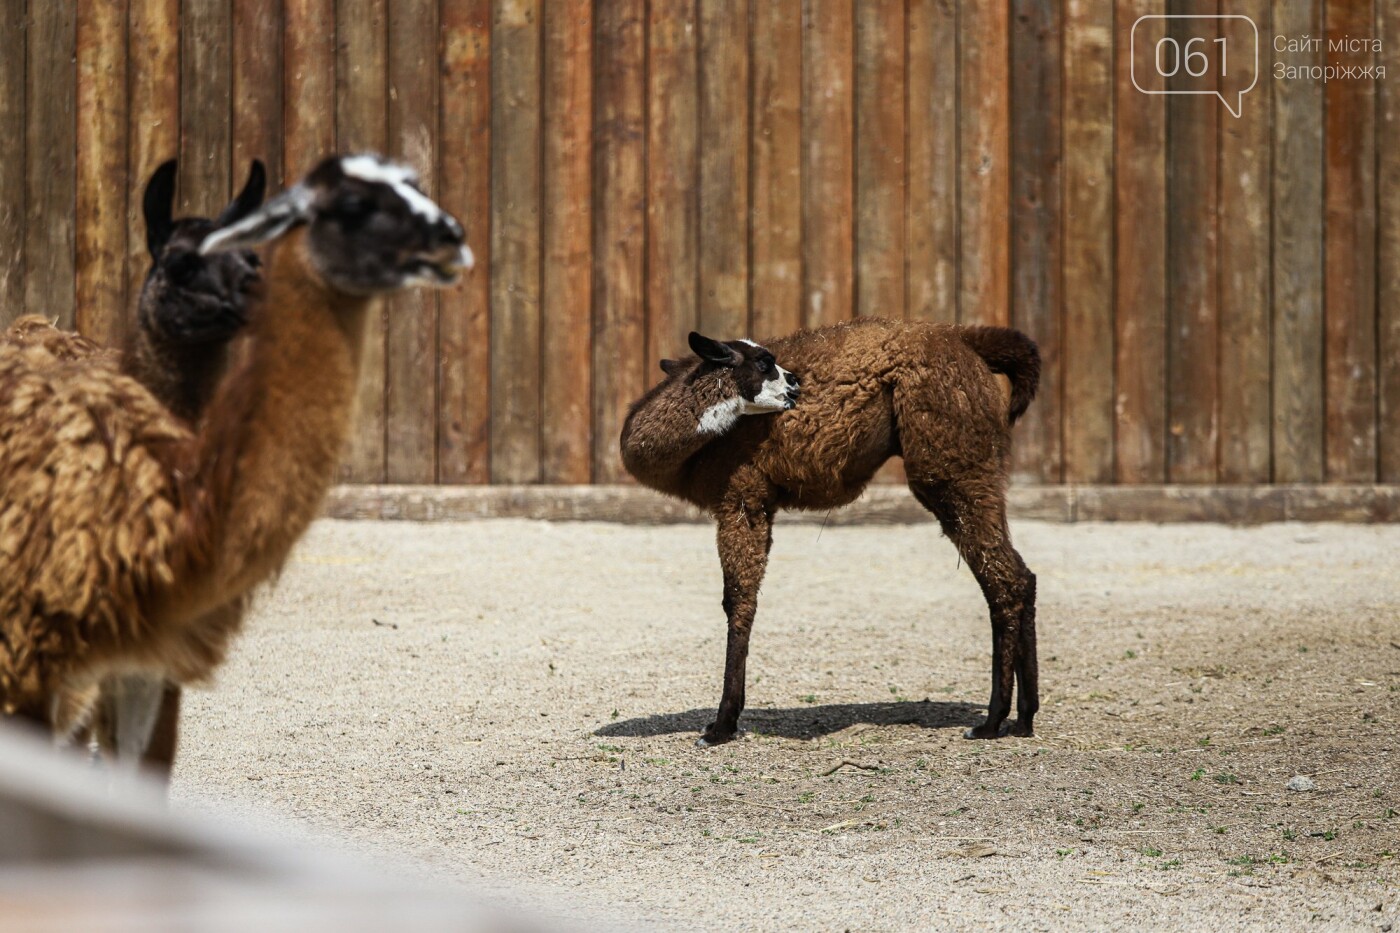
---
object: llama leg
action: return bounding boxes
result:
[139,683,182,779]
[97,673,167,764]
[910,480,1037,739]
[700,505,773,747]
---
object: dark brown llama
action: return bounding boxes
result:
[620,321,1041,746]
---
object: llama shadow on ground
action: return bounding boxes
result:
[596,699,984,742]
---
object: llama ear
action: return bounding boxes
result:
[660,358,685,376]
[215,159,267,227]
[200,185,313,255]
[688,332,739,366]
[142,159,178,258]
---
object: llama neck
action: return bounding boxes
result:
[620,375,737,494]
[173,231,372,610]
[122,326,231,425]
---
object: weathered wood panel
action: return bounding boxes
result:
[592,0,646,483]
[126,0,180,332]
[1324,0,1379,482]
[0,0,24,327]
[283,0,336,177]
[854,0,904,321]
[386,0,440,483]
[1061,0,1113,483]
[957,0,1010,328]
[335,0,389,482]
[1381,0,1400,483]
[438,0,493,484]
[801,0,854,330]
[76,0,128,348]
[645,0,699,373]
[541,0,594,484]
[1010,0,1062,484]
[179,0,231,216]
[750,0,803,341]
[1218,2,1272,484]
[906,0,958,327]
[698,0,750,339]
[1114,0,1167,484]
[234,0,283,188]
[1164,2,1219,484]
[1272,0,1325,483]
[26,0,78,328]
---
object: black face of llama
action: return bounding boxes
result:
[200,154,473,294]
[141,159,266,343]
[664,332,800,434]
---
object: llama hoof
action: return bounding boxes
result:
[963,723,1003,740]
[696,727,741,747]
[1005,720,1034,738]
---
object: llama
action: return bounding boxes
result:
[0,154,472,757]
[8,158,268,767]
[620,321,1041,746]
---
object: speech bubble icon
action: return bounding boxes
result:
[1130,14,1259,118]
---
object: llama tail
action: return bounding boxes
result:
[958,325,1041,425]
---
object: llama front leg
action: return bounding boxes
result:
[699,505,773,747]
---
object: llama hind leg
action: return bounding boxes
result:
[700,504,773,747]
[909,480,1037,739]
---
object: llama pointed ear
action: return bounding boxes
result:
[660,358,685,376]
[689,332,739,366]
[200,185,313,255]
[215,159,267,227]
[142,159,178,258]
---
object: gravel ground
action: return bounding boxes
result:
[173,518,1400,931]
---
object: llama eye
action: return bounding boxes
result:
[755,360,770,374]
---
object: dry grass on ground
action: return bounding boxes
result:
[175,519,1399,931]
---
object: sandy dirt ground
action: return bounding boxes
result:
[172,518,1399,931]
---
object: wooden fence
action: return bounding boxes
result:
[0,0,1397,486]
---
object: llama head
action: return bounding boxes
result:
[667,332,799,433]
[139,159,266,343]
[199,153,473,295]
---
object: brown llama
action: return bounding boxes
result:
[620,320,1041,746]
[0,154,473,757]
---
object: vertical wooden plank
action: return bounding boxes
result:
[1324,0,1379,481]
[592,0,646,482]
[1272,0,1325,482]
[234,0,284,187]
[283,0,335,176]
[76,0,129,348]
[489,0,542,483]
[1009,0,1062,483]
[698,0,749,338]
[0,0,23,326]
[852,0,904,321]
[1217,1,1271,483]
[1061,0,1114,483]
[645,0,698,369]
[25,0,77,328]
[750,0,802,340]
[1380,0,1400,482]
[1164,1,1218,483]
[335,0,387,482]
[801,0,853,330]
[957,0,1010,327]
[1114,0,1167,483]
[439,0,492,484]
[906,0,958,326]
[385,0,440,484]
[541,0,593,483]
[180,0,232,215]
[127,0,180,331]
